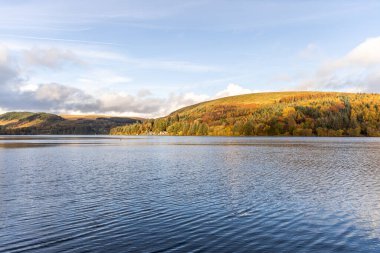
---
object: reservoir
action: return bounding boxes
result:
[1,136,380,252]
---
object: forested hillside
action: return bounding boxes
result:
[0,112,139,135]
[111,92,380,137]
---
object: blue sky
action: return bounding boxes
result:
[1,0,380,116]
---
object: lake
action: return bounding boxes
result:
[0,136,380,252]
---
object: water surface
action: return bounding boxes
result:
[1,136,380,252]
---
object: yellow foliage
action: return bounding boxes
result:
[282,107,296,118]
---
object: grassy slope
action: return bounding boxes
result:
[171,91,343,115]
[0,112,139,135]
[0,112,63,128]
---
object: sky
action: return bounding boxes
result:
[1,0,380,117]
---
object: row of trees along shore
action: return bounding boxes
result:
[110,93,380,137]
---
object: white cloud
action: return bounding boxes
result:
[137,89,152,97]
[299,36,380,92]
[23,47,83,68]
[18,83,38,92]
[341,37,380,66]
[0,45,10,64]
[99,92,163,115]
[162,92,210,114]
[34,83,89,102]
[214,83,255,98]
[0,46,22,88]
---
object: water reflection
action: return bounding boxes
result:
[0,136,379,252]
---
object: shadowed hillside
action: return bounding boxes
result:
[111,91,380,137]
[0,112,139,135]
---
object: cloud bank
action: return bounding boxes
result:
[0,41,230,117]
[300,36,380,92]
[0,45,253,117]
[0,81,252,117]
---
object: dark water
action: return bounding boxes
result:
[1,136,380,253]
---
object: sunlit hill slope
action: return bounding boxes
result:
[111,91,380,137]
[0,112,139,135]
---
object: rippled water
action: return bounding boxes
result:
[1,136,380,252]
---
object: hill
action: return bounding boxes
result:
[110,91,380,137]
[0,112,139,135]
